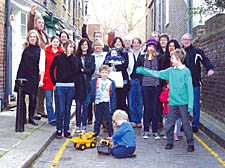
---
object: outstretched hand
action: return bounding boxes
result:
[207,69,214,77]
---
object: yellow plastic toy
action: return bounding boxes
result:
[70,132,97,150]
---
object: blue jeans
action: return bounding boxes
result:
[142,86,161,133]
[75,100,89,127]
[55,86,75,132]
[110,145,135,158]
[129,80,143,124]
[192,87,200,127]
[45,89,56,123]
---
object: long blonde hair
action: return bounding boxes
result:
[23,29,41,48]
[146,46,156,60]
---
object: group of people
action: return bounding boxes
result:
[15,4,215,158]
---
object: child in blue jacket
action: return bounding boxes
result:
[83,65,116,137]
[108,110,136,158]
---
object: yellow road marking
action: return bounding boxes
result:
[194,133,225,167]
[50,127,76,168]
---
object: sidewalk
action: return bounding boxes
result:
[0,105,224,168]
[0,104,75,168]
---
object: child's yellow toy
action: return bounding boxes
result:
[97,138,113,154]
[70,132,97,150]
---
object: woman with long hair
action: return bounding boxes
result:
[49,40,79,139]
[75,38,95,132]
[137,38,165,140]
[165,39,181,67]
[42,36,64,126]
[15,29,45,126]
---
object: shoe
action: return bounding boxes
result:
[37,112,48,118]
[108,132,113,137]
[56,130,62,139]
[136,123,142,128]
[130,122,136,128]
[187,145,195,152]
[75,127,81,133]
[174,133,179,141]
[165,143,173,150]
[163,135,167,139]
[153,133,160,140]
[132,151,137,157]
[81,126,86,132]
[49,121,56,126]
[180,125,184,131]
[192,126,198,133]
[143,132,150,139]
[28,118,38,126]
[33,115,41,120]
[88,120,93,125]
[64,131,72,138]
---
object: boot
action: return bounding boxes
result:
[28,118,38,126]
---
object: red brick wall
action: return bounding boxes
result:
[0,0,6,94]
[87,24,101,40]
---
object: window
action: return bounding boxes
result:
[21,12,28,38]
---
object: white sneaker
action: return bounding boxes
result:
[75,127,81,133]
[143,132,150,139]
[153,133,160,140]
[81,126,86,132]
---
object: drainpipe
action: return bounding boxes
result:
[44,0,47,7]
[160,0,164,33]
[186,0,191,33]
[153,0,156,31]
[73,0,76,40]
[5,0,12,110]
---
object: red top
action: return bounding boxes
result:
[160,86,180,115]
[42,45,64,90]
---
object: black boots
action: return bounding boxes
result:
[28,118,38,126]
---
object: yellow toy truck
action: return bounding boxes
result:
[97,138,113,155]
[70,132,97,150]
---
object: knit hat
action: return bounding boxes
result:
[145,38,158,50]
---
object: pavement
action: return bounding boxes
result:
[0,103,224,168]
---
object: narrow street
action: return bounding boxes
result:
[33,116,225,168]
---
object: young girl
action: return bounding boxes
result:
[42,36,64,126]
[137,38,165,140]
[160,81,182,140]
[15,29,45,126]
[49,40,79,139]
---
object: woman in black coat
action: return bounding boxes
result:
[75,38,95,132]
[15,29,45,126]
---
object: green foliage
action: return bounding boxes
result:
[190,0,225,22]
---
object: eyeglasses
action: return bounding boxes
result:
[181,38,191,41]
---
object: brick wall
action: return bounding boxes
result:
[0,0,6,96]
[193,14,225,123]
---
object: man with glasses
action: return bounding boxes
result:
[181,33,214,133]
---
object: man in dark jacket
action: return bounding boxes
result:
[181,33,214,133]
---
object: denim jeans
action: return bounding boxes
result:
[166,105,194,146]
[110,145,135,158]
[129,80,143,124]
[45,89,56,123]
[75,100,90,127]
[142,86,161,133]
[192,87,200,127]
[55,86,75,132]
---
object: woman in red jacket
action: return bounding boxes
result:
[42,36,64,125]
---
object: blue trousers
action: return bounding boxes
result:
[55,86,75,132]
[94,102,113,136]
[129,80,143,124]
[192,87,200,127]
[45,89,56,123]
[110,145,135,158]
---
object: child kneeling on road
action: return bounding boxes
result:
[107,110,136,158]
[84,65,116,137]
[136,48,194,152]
